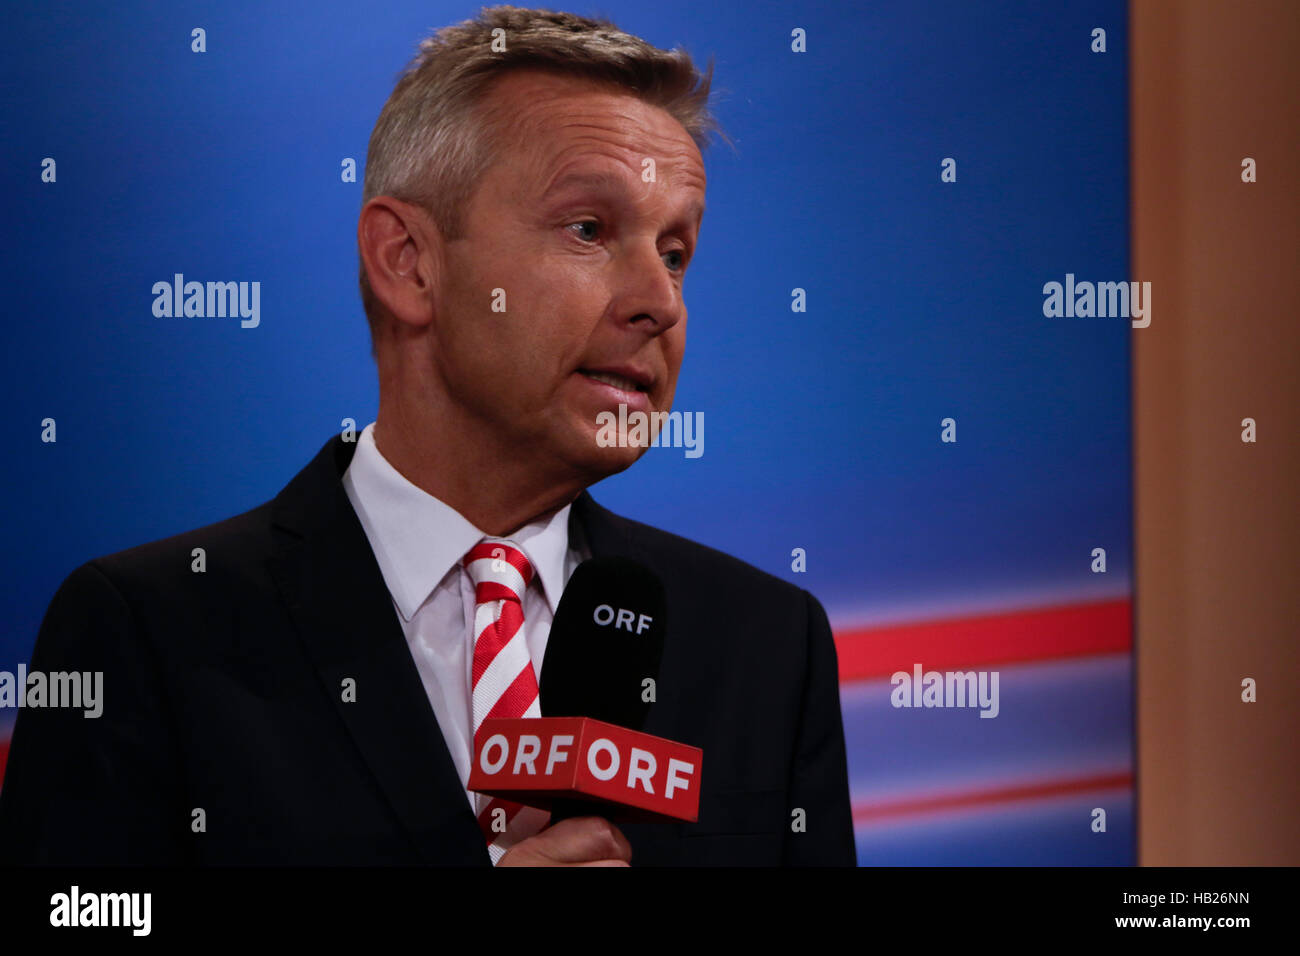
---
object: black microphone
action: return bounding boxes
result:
[539,556,667,822]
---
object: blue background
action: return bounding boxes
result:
[2,0,1133,864]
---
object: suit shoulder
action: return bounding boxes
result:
[78,500,275,594]
[610,510,812,609]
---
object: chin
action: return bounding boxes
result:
[583,442,645,478]
[561,426,647,482]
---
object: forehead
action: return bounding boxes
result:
[482,69,707,200]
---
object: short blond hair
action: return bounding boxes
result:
[358,4,726,351]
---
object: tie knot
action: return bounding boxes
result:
[463,538,534,602]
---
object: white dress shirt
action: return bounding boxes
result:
[341,420,589,811]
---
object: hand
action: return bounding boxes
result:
[496,816,632,867]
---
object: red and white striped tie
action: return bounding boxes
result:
[463,538,550,863]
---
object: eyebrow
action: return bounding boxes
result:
[541,168,706,221]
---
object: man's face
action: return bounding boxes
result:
[428,69,707,482]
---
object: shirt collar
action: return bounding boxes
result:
[341,421,574,622]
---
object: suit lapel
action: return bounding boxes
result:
[267,434,488,865]
[569,489,634,558]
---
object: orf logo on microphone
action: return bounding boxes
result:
[468,717,702,822]
[593,603,654,635]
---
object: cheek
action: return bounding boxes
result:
[451,267,538,361]
[533,269,605,359]
[452,247,600,388]
[664,326,687,374]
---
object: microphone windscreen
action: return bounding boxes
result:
[539,556,666,731]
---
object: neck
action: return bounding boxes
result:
[372,394,586,537]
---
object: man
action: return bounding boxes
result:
[0,6,854,866]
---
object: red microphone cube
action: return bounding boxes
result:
[468,717,702,823]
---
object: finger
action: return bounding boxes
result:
[541,816,632,863]
[570,859,631,867]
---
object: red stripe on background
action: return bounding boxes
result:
[0,734,7,786]
[833,598,1131,681]
[852,770,1133,825]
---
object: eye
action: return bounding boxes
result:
[567,220,600,242]
[566,220,688,273]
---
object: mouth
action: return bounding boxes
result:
[577,368,651,393]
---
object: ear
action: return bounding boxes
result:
[357,196,441,329]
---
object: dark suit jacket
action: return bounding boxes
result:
[0,433,855,865]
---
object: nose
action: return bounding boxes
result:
[614,239,686,335]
